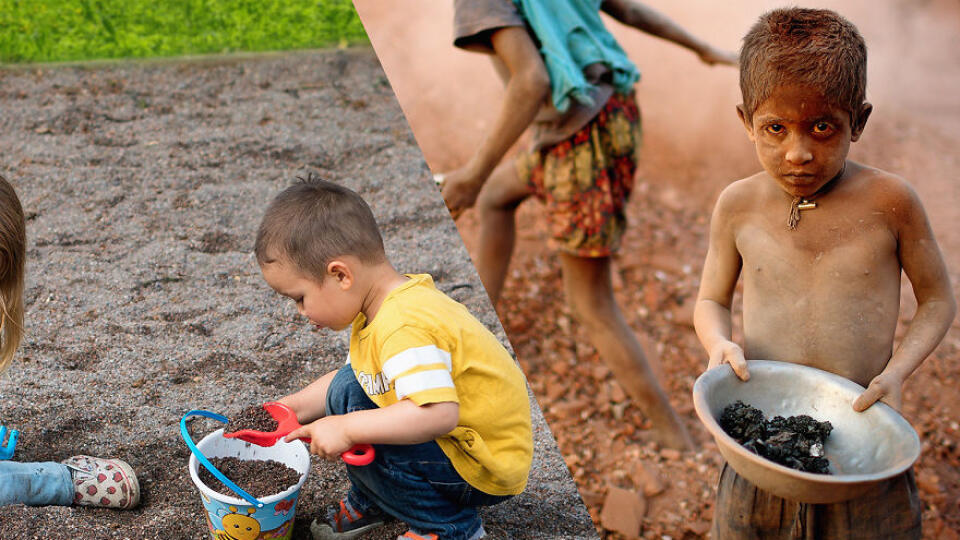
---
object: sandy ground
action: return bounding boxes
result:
[354,0,960,537]
[0,49,597,539]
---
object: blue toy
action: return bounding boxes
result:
[0,424,17,460]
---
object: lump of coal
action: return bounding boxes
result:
[198,456,301,498]
[225,405,278,435]
[719,400,833,474]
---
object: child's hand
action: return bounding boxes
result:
[852,373,904,412]
[285,415,355,459]
[708,340,749,381]
[698,46,738,67]
[440,168,484,219]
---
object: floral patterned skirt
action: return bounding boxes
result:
[516,92,641,257]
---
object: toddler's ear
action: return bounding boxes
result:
[327,260,354,289]
[735,104,756,142]
[851,102,873,142]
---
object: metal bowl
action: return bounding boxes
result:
[692,360,920,504]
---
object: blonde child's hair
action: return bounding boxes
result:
[0,176,25,373]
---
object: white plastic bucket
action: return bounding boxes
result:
[188,428,310,540]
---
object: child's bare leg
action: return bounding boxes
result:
[475,161,530,305]
[559,253,694,450]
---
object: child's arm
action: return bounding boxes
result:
[283,400,460,458]
[277,370,337,424]
[694,186,749,380]
[852,184,957,412]
[441,26,549,217]
[601,0,737,66]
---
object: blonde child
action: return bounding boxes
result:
[0,176,139,510]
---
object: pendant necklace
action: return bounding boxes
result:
[786,164,846,230]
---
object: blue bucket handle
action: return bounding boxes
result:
[180,409,265,508]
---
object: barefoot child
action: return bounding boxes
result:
[693,8,956,538]
[0,176,140,509]
[254,178,532,540]
[440,0,737,450]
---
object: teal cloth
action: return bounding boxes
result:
[513,0,640,113]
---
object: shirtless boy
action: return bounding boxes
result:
[694,8,956,538]
[441,0,736,450]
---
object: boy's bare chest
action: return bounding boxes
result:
[735,205,899,286]
[735,204,902,383]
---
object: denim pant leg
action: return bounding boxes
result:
[325,365,512,540]
[0,461,74,506]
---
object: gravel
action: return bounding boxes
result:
[0,48,597,539]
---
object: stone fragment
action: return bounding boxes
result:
[600,486,647,539]
[631,461,666,497]
[661,448,682,461]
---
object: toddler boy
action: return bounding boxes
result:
[254,178,532,540]
[693,8,956,539]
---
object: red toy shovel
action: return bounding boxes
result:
[223,402,374,466]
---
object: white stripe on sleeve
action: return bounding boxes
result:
[381,345,452,382]
[394,369,455,399]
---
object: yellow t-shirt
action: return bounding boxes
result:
[348,274,532,496]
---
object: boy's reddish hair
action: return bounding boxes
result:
[740,8,867,122]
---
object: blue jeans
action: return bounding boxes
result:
[0,461,74,506]
[326,365,512,540]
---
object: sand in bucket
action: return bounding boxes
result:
[188,428,310,540]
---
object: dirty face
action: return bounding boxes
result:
[739,84,871,199]
[259,258,358,332]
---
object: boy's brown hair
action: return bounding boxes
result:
[0,176,26,373]
[740,8,867,122]
[254,175,386,281]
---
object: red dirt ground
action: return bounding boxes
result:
[355,0,960,537]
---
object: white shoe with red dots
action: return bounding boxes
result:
[62,455,140,510]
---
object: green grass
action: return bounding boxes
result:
[0,0,368,64]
